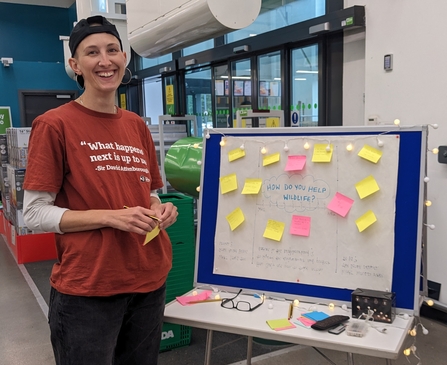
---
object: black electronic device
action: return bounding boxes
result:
[328,324,347,335]
[311,315,350,330]
[351,288,396,323]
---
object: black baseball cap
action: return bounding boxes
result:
[69,15,123,57]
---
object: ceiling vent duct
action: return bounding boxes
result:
[127,0,261,58]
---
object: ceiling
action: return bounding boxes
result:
[0,0,75,8]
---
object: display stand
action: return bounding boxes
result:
[235,109,285,128]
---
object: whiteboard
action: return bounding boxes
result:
[195,126,426,312]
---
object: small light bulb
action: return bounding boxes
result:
[192,290,198,296]
[394,119,401,126]
[304,142,310,150]
[346,143,353,151]
[220,138,226,147]
[284,144,289,152]
[411,345,417,352]
[293,299,300,307]
[424,176,430,183]
[431,123,439,129]
[403,348,411,356]
[341,304,348,310]
[432,147,439,154]
[197,160,202,166]
[426,299,434,306]
[193,143,199,148]
[205,133,210,139]
[328,303,335,310]
[422,327,429,335]
[325,144,331,152]
[240,144,245,150]
[196,186,200,192]
[426,224,435,230]
[261,147,267,154]
[214,294,220,300]
[409,328,417,336]
[425,200,432,207]
[377,139,384,147]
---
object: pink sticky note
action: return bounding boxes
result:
[298,317,316,327]
[285,155,306,171]
[290,215,311,237]
[176,290,212,306]
[327,192,354,217]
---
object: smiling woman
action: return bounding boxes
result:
[22,14,178,365]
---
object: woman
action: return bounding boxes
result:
[23,15,177,365]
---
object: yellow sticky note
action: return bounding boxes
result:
[241,178,262,194]
[358,144,383,163]
[312,144,333,162]
[263,219,285,242]
[226,207,245,231]
[220,173,238,194]
[355,210,377,232]
[144,225,160,245]
[228,148,246,162]
[355,175,380,199]
[266,117,280,127]
[263,152,280,166]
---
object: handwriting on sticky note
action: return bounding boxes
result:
[263,219,285,241]
[226,207,245,231]
[355,210,377,232]
[355,175,380,199]
[285,155,306,171]
[290,215,311,237]
[241,178,262,194]
[358,144,383,163]
[220,173,238,194]
[228,148,246,162]
[312,144,333,162]
[327,192,354,217]
[263,152,280,166]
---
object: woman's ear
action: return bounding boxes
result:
[68,57,81,75]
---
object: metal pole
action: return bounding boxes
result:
[246,336,253,365]
[347,352,354,365]
[204,329,213,365]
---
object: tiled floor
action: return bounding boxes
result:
[1,236,446,365]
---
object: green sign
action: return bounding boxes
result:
[346,17,354,26]
[0,107,12,134]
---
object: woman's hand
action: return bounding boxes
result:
[152,202,178,230]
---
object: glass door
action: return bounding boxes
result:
[214,64,230,128]
[290,45,319,126]
[185,67,212,136]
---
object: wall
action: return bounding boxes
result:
[343,1,447,303]
[0,3,77,126]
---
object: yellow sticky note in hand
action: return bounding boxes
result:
[358,144,383,163]
[263,219,285,242]
[144,225,160,245]
[312,144,333,162]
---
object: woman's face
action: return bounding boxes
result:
[71,32,126,94]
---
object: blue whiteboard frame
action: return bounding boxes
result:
[195,126,426,311]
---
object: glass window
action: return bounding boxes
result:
[185,68,212,136]
[214,65,230,128]
[183,39,214,57]
[291,45,319,127]
[142,78,163,125]
[226,0,325,43]
[141,54,172,69]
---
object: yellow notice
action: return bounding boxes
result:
[312,144,333,162]
[355,175,380,199]
[144,226,160,245]
[263,152,280,166]
[226,207,245,231]
[266,117,280,127]
[358,144,383,163]
[263,219,285,242]
[165,85,174,104]
[355,210,377,232]
[228,148,246,162]
[241,178,262,194]
[120,93,127,110]
[220,173,238,194]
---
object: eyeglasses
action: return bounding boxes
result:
[221,289,265,312]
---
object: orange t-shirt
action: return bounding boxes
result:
[23,101,172,296]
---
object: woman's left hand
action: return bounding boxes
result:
[153,202,178,230]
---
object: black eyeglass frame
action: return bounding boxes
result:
[220,289,265,312]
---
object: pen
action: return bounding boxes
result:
[288,302,293,320]
[123,205,161,222]
[188,298,223,304]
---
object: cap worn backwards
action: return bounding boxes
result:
[69,15,123,57]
